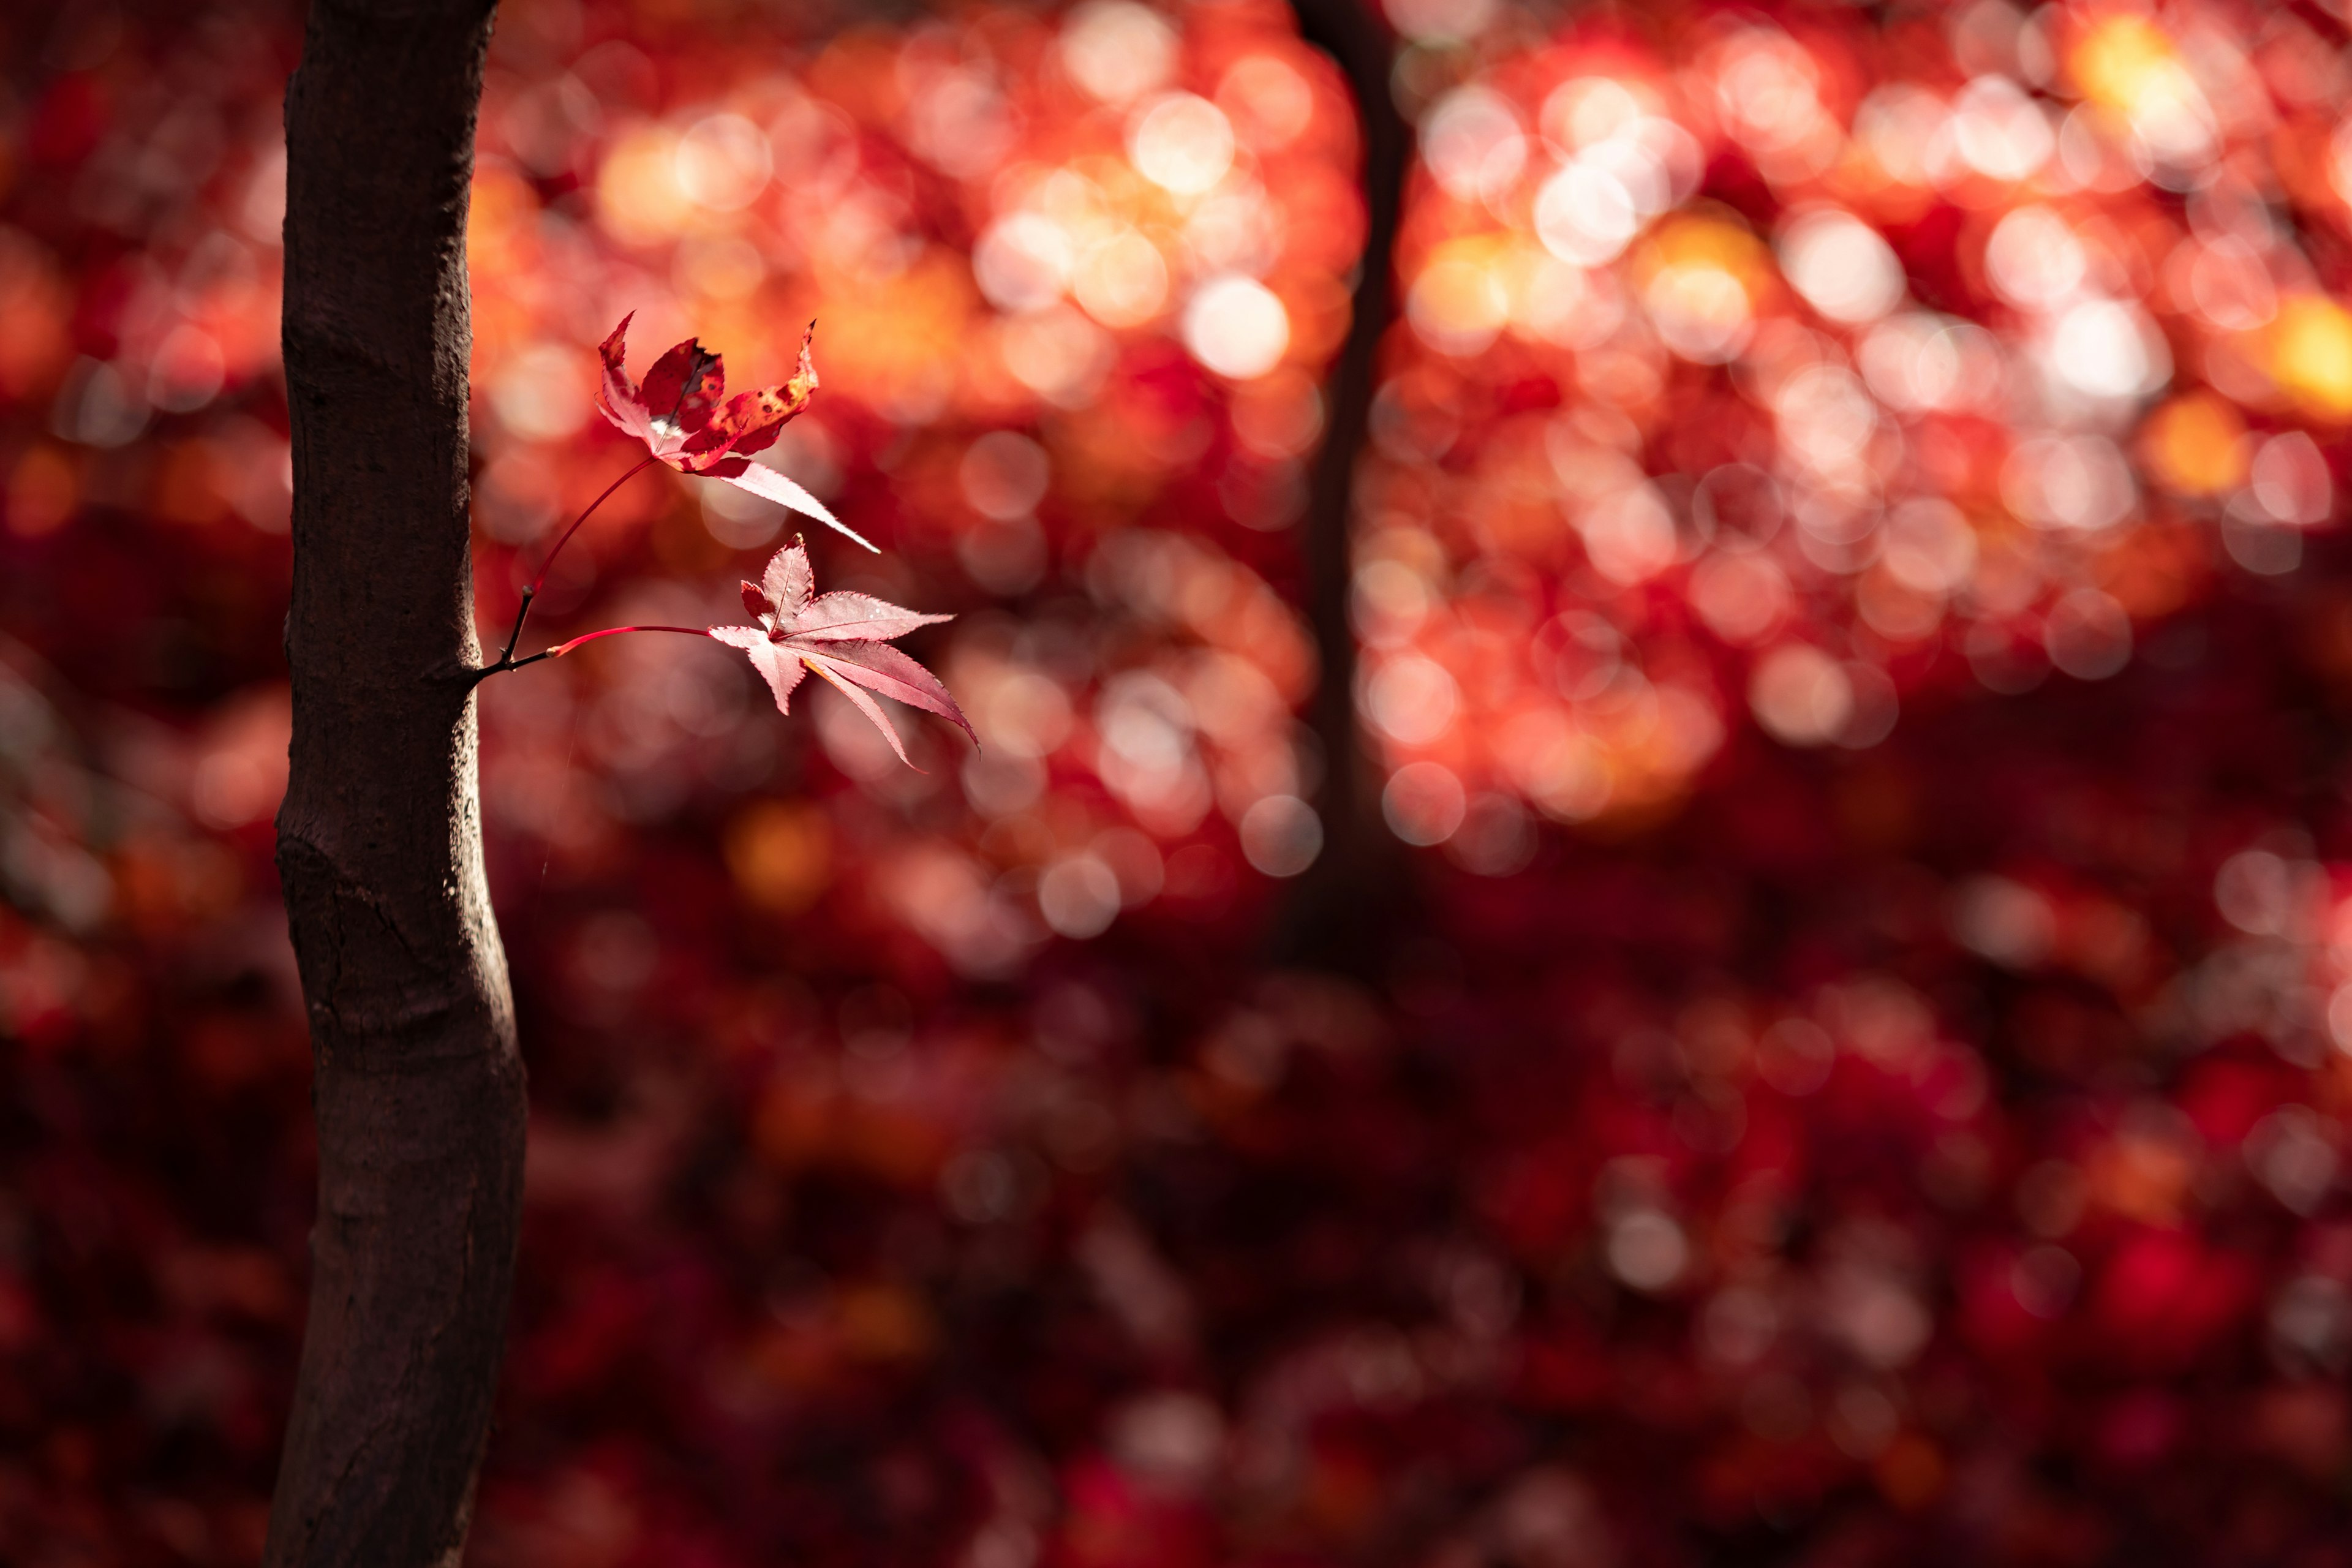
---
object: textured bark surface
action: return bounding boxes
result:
[266,0,524,1563]
[1276,0,1412,972]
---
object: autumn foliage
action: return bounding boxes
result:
[710,536,971,766]
[12,0,2352,1562]
[594,314,865,548]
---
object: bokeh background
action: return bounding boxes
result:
[10,0,2352,1560]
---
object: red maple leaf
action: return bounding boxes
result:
[595,314,873,551]
[708,537,974,767]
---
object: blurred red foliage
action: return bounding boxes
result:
[9,0,2352,1562]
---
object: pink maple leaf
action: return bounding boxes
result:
[707,537,975,767]
[595,314,873,551]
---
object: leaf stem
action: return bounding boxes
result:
[529,455,660,598]
[494,454,660,666]
[498,624,711,674]
[477,454,663,683]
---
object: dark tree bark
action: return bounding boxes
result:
[266,0,524,1562]
[1276,0,1414,973]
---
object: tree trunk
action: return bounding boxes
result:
[266,0,523,1562]
[1276,0,1413,973]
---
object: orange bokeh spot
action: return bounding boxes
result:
[726,801,834,915]
[1637,209,1771,292]
[2272,295,2352,422]
[595,123,695,248]
[466,165,541,277]
[154,440,243,527]
[6,443,80,538]
[2068,15,2177,111]
[2139,391,2247,497]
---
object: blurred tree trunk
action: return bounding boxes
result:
[266,0,525,1563]
[1276,0,1412,973]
